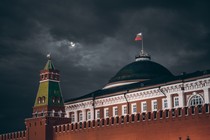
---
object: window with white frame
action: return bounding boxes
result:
[104,108,109,118]
[71,113,75,123]
[79,112,83,122]
[189,94,203,106]
[95,109,100,119]
[141,101,147,112]
[87,110,91,120]
[174,97,179,107]
[131,103,137,114]
[113,106,118,116]
[152,100,157,111]
[162,98,168,109]
[122,105,127,115]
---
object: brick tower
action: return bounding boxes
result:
[25,55,70,140]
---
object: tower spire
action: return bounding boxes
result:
[134,33,151,61]
[33,55,65,118]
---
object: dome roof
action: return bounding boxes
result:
[109,60,173,84]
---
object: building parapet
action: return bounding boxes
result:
[0,130,26,140]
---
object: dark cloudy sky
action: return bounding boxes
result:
[1,0,210,133]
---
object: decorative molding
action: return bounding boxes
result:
[65,77,210,114]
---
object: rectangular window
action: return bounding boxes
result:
[152,100,157,111]
[174,97,179,107]
[122,105,127,115]
[87,111,91,120]
[95,110,100,119]
[104,108,109,118]
[131,103,137,114]
[79,112,83,122]
[141,101,147,112]
[162,98,168,109]
[113,106,118,117]
[71,113,75,123]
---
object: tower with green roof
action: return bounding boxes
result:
[25,55,70,140]
[33,54,65,117]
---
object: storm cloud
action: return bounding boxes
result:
[0,0,210,133]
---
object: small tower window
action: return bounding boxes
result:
[42,96,45,103]
[57,97,60,103]
[38,97,41,104]
[52,97,55,103]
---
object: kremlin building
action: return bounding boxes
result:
[1,48,210,140]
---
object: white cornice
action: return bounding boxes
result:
[65,77,210,112]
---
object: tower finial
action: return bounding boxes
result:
[47,53,51,60]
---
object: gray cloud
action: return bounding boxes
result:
[1,0,210,133]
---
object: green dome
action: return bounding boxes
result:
[109,60,173,83]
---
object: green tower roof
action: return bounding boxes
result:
[34,81,64,107]
[34,58,64,108]
[44,59,55,70]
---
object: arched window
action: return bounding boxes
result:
[57,97,60,103]
[42,96,45,103]
[188,94,204,106]
[38,97,41,104]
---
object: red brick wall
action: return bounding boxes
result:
[54,105,210,140]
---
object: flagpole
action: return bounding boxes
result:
[141,36,144,54]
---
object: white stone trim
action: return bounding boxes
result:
[151,100,157,111]
[104,108,109,118]
[103,81,137,89]
[113,106,118,117]
[64,77,210,117]
[95,109,100,119]
[162,98,168,109]
[174,96,179,108]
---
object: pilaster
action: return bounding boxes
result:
[203,88,210,104]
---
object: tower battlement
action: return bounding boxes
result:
[54,104,210,133]
[0,130,26,140]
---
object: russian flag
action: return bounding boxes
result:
[135,33,142,41]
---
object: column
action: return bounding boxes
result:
[179,91,184,107]
[74,111,78,122]
[204,88,210,104]
[90,108,94,120]
[82,109,86,122]
[167,93,172,109]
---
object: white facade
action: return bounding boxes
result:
[65,76,210,123]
